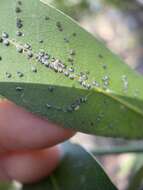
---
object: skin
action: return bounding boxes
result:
[0,100,75,183]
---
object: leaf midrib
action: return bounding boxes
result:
[98,88,143,117]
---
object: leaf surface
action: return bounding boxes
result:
[0,0,143,138]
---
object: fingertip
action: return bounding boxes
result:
[0,146,61,183]
[0,100,75,150]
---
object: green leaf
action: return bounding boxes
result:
[22,142,117,190]
[0,182,13,190]
[127,165,143,190]
[0,0,143,139]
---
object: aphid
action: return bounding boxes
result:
[39,40,43,43]
[64,37,69,43]
[103,80,109,86]
[3,39,10,46]
[49,63,54,69]
[86,83,91,90]
[16,46,23,53]
[56,21,62,28]
[52,59,66,71]
[71,103,76,109]
[74,105,80,111]
[17,23,23,28]
[16,18,23,28]
[64,70,69,77]
[69,74,75,80]
[92,80,100,87]
[0,56,2,61]
[39,51,45,58]
[16,18,22,23]
[48,86,54,92]
[69,49,76,56]
[16,31,23,36]
[24,43,31,50]
[16,86,23,91]
[58,67,63,73]
[68,67,74,72]
[80,97,87,103]
[45,16,50,20]
[41,57,48,65]
[16,18,22,22]
[44,61,49,67]
[76,98,81,105]
[81,81,86,88]
[78,77,83,84]
[17,1,22,5]
[102,75,109,81]
[15,7,21,13]
[17,71,24,77]
[81,74,88,81]
[2,32,9,38]
[56,21,63,31]
[46,103,52,109]
[27,51,33,58]
[45,53,50,59]
[51,57,56,62]
[5,72,12,78]
[31,66,37,73]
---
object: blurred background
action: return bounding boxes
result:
[47,0,143,189]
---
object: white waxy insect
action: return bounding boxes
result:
[64,71,69,77]
[86,83,91,89]
[68,67,74,72]
[16,31,23,37]
[31,66,37,73]
[2,32,9,38]
[17,71,24,77]
[27,51,33,58]
[16,46,23,53]
[6,72,12,78]
[74,105,80,111]
[69,74,75,80]
[3,39,10,46]
[24,43,31,50]
[16,86,23,91]
[46,104,52,109]
[92,81,100,87]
